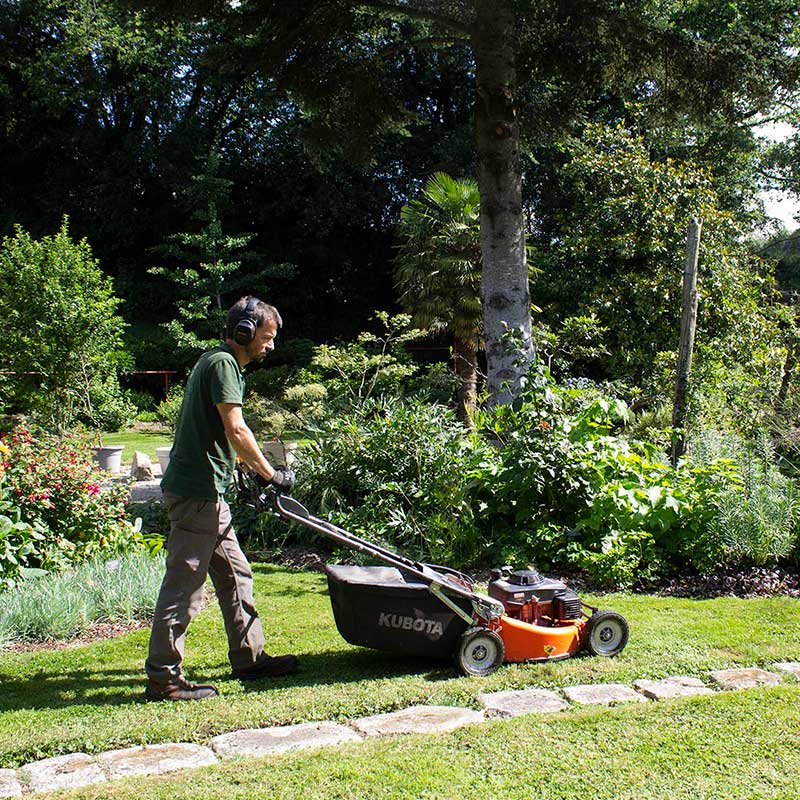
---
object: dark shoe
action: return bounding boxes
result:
[232,654,299,680]
[145,676,219,702]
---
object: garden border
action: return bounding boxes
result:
[1,663,798,797]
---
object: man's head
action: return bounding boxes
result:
[226,296,282,366]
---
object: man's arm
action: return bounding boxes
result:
[217,403,275,482]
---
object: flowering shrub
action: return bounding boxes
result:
[0,427,142,584]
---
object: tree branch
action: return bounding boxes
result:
[356,1,473,37]
[759,232,800,254]
[374,36,469,61]
[759,171,799,189]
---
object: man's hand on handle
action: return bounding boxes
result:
[256,468,296,494]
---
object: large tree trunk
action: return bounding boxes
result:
[453,335,478,426]
[473,1,533,406]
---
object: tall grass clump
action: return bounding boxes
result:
[689,429,800,570]
[0,551,164,647]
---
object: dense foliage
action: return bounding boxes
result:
[0,427,145,589]
[0,1,798,597]
[0,222,134,431]
[247,359,800,589]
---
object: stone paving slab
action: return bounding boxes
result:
[708,667,782,690]
[18,753,106,794]
[0,770,21,798]
[479,688,569,718]
[562,683,648,706]
[98,743,218,779]
[129,480,163,503]
[210,722,361,760]
[773,662,800,680]
[350,705,484,737]
[634,676,715,701]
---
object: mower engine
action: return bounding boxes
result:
[488,567,583,625]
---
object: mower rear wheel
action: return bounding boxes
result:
[585,610,629,657]
[455,628,505,676]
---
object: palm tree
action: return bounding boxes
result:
[395,173,482,423]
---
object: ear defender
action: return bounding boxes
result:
[233,296,262,345]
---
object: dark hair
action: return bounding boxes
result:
[226,296,282,339]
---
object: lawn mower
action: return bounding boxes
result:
[239,473,629,676]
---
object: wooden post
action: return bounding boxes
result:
[671,217,702,466]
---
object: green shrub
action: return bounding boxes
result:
[474,361,748,587]
[85,376,138,432]
[0,472,47,591]
[300,312,423,409]
[0,220,131,431]
[155,384,185,431]
[244,382,327,439]
[0,551,164,646]
[0,427,144,584]
[688,431,800,570]
[259,396,493,565]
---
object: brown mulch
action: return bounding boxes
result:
[658,567,800,599]
[5,619,151,654]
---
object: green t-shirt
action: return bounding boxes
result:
[161,344,245,500]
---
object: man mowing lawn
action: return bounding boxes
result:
[145,296,298,702]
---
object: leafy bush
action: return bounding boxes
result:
[0,452,47,591]
[86,376,138,432]
[474,361,752,588]
[0,551,164,647]
[155,384,185,431]
[245,382,327,439]
[299,312,423,410]
[259,396,493,565]
[0,427,144,585]
[0,220,131,431]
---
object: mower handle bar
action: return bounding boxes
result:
[269,489,504,622]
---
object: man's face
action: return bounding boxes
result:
[246,320,278,363]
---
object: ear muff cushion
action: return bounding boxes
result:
[232,296,261,344]
[233,318,256,344]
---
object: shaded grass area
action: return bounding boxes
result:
[0,565,799,769]
[34,687,800,800]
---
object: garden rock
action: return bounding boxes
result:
[562,683,648,706]
[633,676,714,700]
[479,688,568,718]
[130,451,154,481]
[773,662,800,680]
[350,705,484,737]
[210,722,361,759]
[18,753,106,794]
[708,667,782,690]
[0,770,21,798]
[98,743,217,779]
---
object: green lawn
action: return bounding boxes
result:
[100,430,173,464]
[1,567,799,774]
[99,430,307,464]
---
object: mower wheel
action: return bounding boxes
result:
[585,610,629,657]
[455,628,505,676]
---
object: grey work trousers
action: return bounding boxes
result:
[145,493,265,683]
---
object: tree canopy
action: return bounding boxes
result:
[1,0,798,402]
